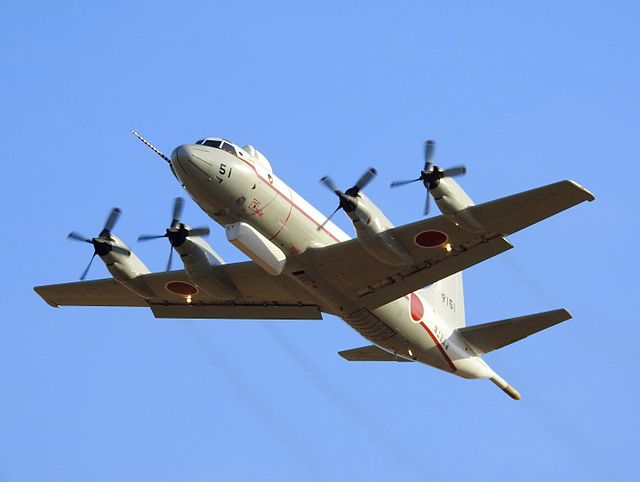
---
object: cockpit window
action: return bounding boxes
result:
[203,139,222,148]
[221,142,237,156]
[195,139,205,145]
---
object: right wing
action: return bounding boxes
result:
[299,180,594,311]
[34,262,322,320]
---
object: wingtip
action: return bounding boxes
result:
[566,180,595,202]
[33,286,60,307]
[559,308,573,320]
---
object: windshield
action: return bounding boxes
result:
[221,142,236,156]
[193,138,236,155]
[203,139,221,148]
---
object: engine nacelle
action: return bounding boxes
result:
[99,234,156,298]
[431,178,484,232]
[173,235,240,299]
[347,193,415,267]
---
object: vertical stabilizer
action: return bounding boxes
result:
[422,272,466,328]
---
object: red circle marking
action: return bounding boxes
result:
[165,281,198,295]
[410,292,424,321]
[414,230,448,248]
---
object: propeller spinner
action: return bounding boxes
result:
[138,197,210,271]
[67,208,131,280]
[390,140,467,215]
[318,168,377,230]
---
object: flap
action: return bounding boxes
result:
[149,303,322,320]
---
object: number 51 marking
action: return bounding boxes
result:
[219,164,233,178]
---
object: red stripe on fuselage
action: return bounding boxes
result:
[419,321,457,372]
[223,149,343,244]
[403,295,457,372]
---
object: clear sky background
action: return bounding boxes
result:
[1,1,638,480]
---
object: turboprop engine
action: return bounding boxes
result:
[319,169,415,267]
[391,139,484,232]
[67,208,154,298]
[138,198,239,299]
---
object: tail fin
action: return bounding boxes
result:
[457,308,571,355]
[422,272,466,328]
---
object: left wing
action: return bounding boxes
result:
[35,262,322,320]
[299,180,593,311]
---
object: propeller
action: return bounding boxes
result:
[318,168,376,230]
[390,139,467,215]
[67,208,131,280]
[138,197,210,271]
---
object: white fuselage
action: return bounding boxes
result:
[170,141,495,380]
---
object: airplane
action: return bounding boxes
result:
[34,133,595,400]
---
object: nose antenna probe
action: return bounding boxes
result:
[131,130,171,164]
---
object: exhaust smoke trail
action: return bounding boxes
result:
[183,321,324,480]
[262,323,436,477]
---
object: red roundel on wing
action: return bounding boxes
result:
[410,292,424,321]
[414,230,448,248]
[166,281,198,295]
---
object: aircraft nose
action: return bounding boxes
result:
[170,144,214,184]
[171,144,201,173]
[171,144,191,166]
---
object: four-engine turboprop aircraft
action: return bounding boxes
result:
[34,133,595,399]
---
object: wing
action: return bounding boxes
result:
[338,345,413,362]
[34,262,322,320]
[299,180,594,311]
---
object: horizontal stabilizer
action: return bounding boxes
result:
[338,345,413,362]
[457,309,572,355]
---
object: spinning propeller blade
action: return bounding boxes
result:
[103,208,121,234]
[166,244,174,272]
[171,197,184,228]
[80,253,97,281]
[390,178,421,188]
[424,139,435,171]
[68,232,93,243]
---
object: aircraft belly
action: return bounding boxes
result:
[366,298,456,373]
[341,309,398,343]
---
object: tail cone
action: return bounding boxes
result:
[490,375,521,400]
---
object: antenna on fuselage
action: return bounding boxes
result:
[131,130,172,165]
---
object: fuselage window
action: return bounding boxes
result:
[203,139,222,148]
[221,142,237,156]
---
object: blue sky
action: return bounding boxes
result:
[1,1,638,480]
